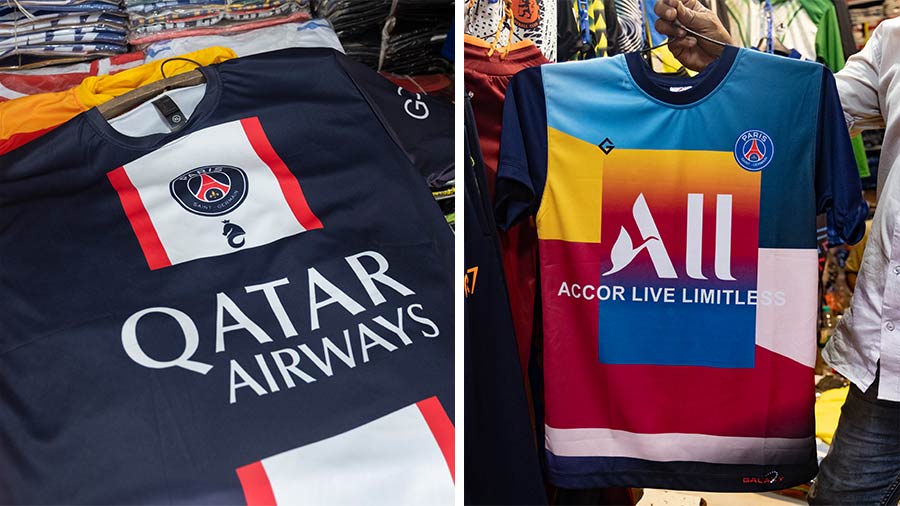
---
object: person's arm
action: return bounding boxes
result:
[653,0,735,71]
[835,25,885,136]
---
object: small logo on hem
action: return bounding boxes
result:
[742,470,784,485]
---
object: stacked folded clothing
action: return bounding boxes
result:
[143,18,343,58]
[125,0,311,45]
[315,0,451,75]
[0,1,129,69]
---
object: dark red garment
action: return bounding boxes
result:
[464,35,548,377]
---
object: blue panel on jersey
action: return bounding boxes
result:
[598,289,757,368]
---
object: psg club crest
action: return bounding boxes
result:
[170,165,248,216]
[734,129,774,172]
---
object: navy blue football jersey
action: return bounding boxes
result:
[0,48,454,504]
[464,97,546,506]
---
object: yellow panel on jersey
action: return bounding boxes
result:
[0,47,236,152]
[540,129,760,244]
[539,126,605,242]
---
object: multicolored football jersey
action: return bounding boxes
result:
[495,46,867,491]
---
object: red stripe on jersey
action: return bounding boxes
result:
[235,461,277,506]
[0,125,59,155]
[107,167,172,270]
[240,117,323,231]
[416,396,455,482]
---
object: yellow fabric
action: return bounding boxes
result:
[540,127,605,242]
[651,45,697,76]
[845,220,872,273]
[815,386,849,444]
[0,46,236,143]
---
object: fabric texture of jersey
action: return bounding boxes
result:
[495,46,867,491]
[0,46,235,155]
[464,34,548,379]
[0,48,454,504]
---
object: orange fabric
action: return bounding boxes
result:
[0,125,59,155]
[0,47,236,154]
[463,34,537,53]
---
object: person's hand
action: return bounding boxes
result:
[653,0,735,72]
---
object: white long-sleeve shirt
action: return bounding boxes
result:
[826,17,900,401]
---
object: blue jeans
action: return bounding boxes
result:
[808,374,900,506]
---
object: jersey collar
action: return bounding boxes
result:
[625,45,739,106]
[86,64,222,152]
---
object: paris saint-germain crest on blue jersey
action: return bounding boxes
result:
[170,165,248,216]
[734,129,774,171]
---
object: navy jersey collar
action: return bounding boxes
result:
[625,45,739,106]
[86,64,222,152]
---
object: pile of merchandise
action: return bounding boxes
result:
[315,0,452,74]
[0,0,129,69]
[125,0,311,46]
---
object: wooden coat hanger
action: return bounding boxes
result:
[97,67,206,120]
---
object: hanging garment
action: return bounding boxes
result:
[830,0,855,58]
[562,0,620,60]
[0,48,454,504]
[558,0,580,59]
[464,34,548,378]
[495,46,867,490]
[726,0,817,62]
[0,46,235,155]
[464,97,548,506]
[465,0,559,61]
[724,0,870,177]
[613,0,642,52]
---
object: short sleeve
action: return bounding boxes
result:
[494,67,549,230]
[335,52,454,187]
[815,68,869,246]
